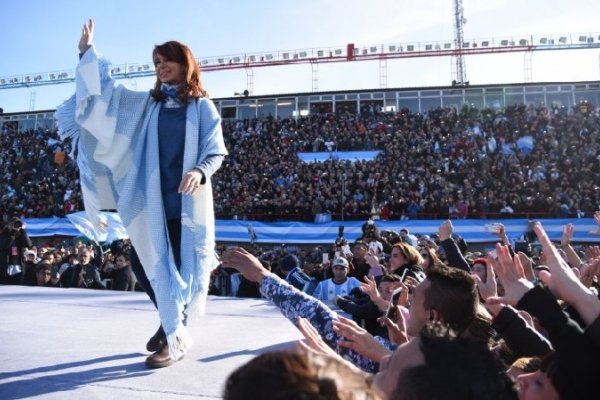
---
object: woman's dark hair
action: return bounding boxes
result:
[540,352,583,400]
[151,41,207,103]
[223,350,378,400]
[392,242,423,267]
[420,246,444,270]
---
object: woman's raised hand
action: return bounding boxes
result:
[79,19,94,53]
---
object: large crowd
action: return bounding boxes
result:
[215,100,600,220]
[2,194,600,398]
[0,99,600,220]
[1,100,599,223]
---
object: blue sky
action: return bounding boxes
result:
[1,0,599,112]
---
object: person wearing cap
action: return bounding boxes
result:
[312,257,361,310]
[21,249,40,285]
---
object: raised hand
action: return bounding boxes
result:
[516,251,536,282]
[296,317,339,358]
[473,256,498,302]
[295,318,367,377]
[486,243,533,306]
[533,222,590,303]
[580,259,600,288]
[79,19,94,53]
[360,275,380,301]
[333,316,392,362]
[438,219,453,241]
[593,211,600,234]
[221,247,270,283]
[560,223,574,247]
[378,306,409,345]
[533,221,600,325]
[584,246,600,263]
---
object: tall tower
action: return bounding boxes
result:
[453,0,467,85]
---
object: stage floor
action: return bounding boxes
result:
[0,285,301,399]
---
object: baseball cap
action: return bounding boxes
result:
[332,257,349,268]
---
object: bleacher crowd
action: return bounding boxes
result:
[1,101,599,222]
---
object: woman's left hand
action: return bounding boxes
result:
[178,169,204,195]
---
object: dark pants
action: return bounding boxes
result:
[130,218,181,308]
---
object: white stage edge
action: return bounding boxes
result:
[0,285,301,400]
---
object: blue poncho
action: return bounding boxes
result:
[55,46,228,359]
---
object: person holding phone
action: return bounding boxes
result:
[384,242,426,285]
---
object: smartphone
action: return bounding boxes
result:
[322,253,329,264]
[484,223,500,234]
[342,244,352,256]
[399,267,408,282]
[386,287,403,319]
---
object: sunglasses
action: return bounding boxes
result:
[332,266,347,270]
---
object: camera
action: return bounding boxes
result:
[335,226,346,247]
[335,237,347,247]
[10,219,23,230]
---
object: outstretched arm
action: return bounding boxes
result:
[534,222,600,327]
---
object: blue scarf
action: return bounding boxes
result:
[161,83,183,108]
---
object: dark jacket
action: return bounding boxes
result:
[439,238,471,272]
[0,226,32,283]
[517,286,599,399]
[492,304,553,359]
[336,290,386,337]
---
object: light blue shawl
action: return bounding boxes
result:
[55,46,228,359]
